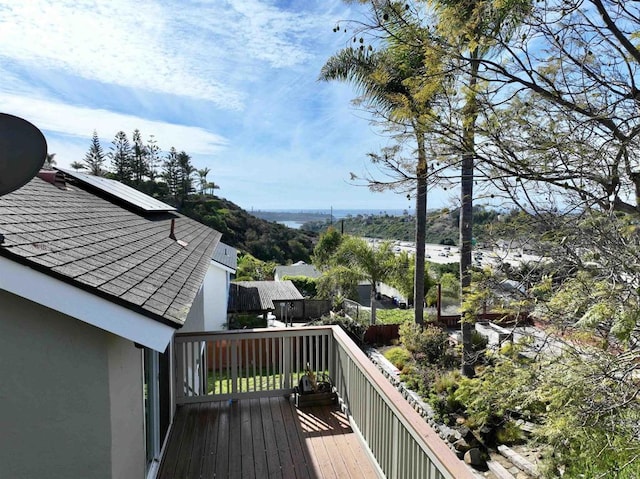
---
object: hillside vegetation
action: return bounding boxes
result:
[179,196,317,264]
[302,206,501,245]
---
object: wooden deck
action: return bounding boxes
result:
[157,397,380,479]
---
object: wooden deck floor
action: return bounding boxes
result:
[157,397,380,479]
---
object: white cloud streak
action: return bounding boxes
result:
[0,92,227,154]
[0,0,340,110]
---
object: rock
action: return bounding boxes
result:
[497,445,540,477]
[453,438,471,453]
[464,448,488,469]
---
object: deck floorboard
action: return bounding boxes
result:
[157,397,379,479]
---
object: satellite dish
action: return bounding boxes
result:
[0,113,47,197]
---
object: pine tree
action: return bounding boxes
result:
[145,134,161,181]
[177,151,195,206]
[83,130,106,176]
[161,147,180,202]
[109,131,133,183]
[131,129,148,184]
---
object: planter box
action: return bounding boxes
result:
[295,391,338,408]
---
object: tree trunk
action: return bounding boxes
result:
[414,131,428,326]
[460,51,480,378]
[370,283,377,325]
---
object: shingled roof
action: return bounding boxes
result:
[228,280,303,313]
[0,174,221,327]
[212,241,237,272]
[274,261,320,280]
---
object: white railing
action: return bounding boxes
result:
[174,327,333,403]
[174,325,474,479]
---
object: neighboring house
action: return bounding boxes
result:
[203,241,237,331]
[228,280,304,322]
[0,169,223,479]
[273,260,320,281]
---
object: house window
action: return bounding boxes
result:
[144,347,170,477]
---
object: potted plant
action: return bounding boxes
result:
[294,363,337,407]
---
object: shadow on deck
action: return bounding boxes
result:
[157,397,379,479]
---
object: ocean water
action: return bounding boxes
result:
[267,208,409,219]
[265,208,409,229]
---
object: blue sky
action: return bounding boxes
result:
[0,0,454,211]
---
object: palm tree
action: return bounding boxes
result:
[42,153,56,170]
[332,236,396,324]
[205,181,220,195]
[70,161,86,171]
[321,29,442,325]
[197,167,211,195]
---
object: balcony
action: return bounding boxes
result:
[158,326,474,479]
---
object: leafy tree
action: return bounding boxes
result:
[315,264,360,307]
[454,345,640,477]
[389,249,434,306]
[312,227,343,270]
[204,181,220,195]
[282,275,317,298]
[109,130,133,183]
[235,252,276,281]
[426,0,531,377]
[83,130,106,175]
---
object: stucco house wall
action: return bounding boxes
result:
[0,290,113,479]
[203,262,231,330]
[0,289,149,479]
[107,334,145,479]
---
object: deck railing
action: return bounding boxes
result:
[174,327,333,403]
[174,326,473,479]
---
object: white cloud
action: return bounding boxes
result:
[0,0,344,110]
[0,92,228,155]
[0,0,451,211]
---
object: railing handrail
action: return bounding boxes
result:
[175,325,332,342]
[329,325,474,479]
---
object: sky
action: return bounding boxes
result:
[0,0,454,211]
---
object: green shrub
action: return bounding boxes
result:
[495,420,525,445]
[282,275,317,298]
[399,322,450,365]
[427,370,463,423]
[384,346,412,370]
